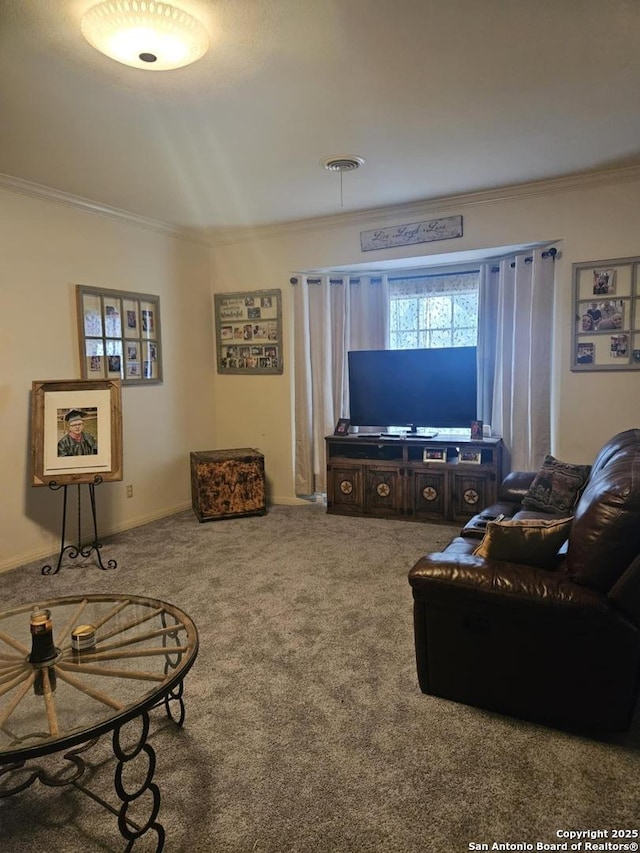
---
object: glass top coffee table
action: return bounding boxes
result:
[0,594,199,851]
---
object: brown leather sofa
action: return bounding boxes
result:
[408,428,640,731]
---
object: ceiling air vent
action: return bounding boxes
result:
[320,155,366,172]
[320,155,366,207]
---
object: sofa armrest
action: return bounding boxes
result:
[498,471,536,503]
[608,554,640,625]
[409,553,612,625]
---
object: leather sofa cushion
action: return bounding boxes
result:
[472,517,573,569]
[521,454,591,515]
[497,471,536,503]
[568,431,640,591]
[409,554,612,624]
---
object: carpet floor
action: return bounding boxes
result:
[0,503,638,852]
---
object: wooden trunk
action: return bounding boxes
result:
[190,449,266,522]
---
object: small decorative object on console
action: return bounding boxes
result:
[458,449,482,465]
[423,448,447,463]
[334,418,350,436]
[470,419,483,440]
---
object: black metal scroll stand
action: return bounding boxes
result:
[42,477,117,576]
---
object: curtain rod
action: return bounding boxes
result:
[291,247,558,285]
[291,276,386,285]
[490,246,557,273]
[389,268,479,282]
[291,269,480,285]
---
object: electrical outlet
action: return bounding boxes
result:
[126,484,133,498]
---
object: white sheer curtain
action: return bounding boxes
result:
[477,248,556,471]
[292,275,389,495]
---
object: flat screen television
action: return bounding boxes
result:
[347,346,477,431]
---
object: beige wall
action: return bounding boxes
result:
[0,189,215,571]
[4,170,640,570]
[211,172,640,500]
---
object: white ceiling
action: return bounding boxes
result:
[1,0,640,241]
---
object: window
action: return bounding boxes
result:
[389,271,479,350]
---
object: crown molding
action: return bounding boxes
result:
[208,163,640,246]
[3,163,640,250]
[0,173,209,246]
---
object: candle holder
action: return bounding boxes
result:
[71,624,96,654]
[29,607,59,694]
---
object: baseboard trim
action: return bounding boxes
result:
[2,498,321,574]
[269,496,318,506]
[0,501,192,575]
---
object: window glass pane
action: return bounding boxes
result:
[389,271,479,352]
[84,340,105,378]
[84,339,104,356]
[125,341,142,380]
[83,294,103,337]
[392,298,418,332]
[453,292,478,328]
[428,296,452,329]
[389,300,400,330]
[453,328,476,346]
[104,297,122,338]
[123,299,140,339]
[140,302,157,339]
[143,341,159,379]
[395,330,418,349]
[430,329,453,347]
[106,340,123,378]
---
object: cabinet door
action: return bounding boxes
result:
[450,471,492,520]
[327,464,364,514]
[364,465,403,518]
[409,469,449,521]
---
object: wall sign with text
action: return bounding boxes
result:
[360,215,463,252]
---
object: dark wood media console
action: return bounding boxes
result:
[325,434,504,523]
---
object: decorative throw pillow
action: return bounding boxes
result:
[473,517,573,569]
[521,455,591,515]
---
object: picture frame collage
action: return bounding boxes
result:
[572,256,640,371]
[214,289,283,375]
[76,285,162,385]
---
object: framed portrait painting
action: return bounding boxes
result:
[31,379,123,486]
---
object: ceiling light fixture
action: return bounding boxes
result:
[81,1,209,71]
[320,155,365,207]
